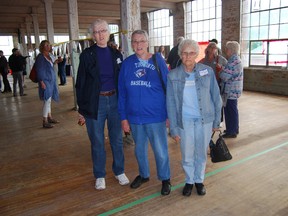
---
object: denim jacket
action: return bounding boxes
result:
[166,63,222,137]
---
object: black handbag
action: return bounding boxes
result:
[209,131,232,163]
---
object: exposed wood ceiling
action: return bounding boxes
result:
[0,0,189,36]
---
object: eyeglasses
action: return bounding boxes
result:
[181,51,197,57]
[132,40,147,45]
[93,29,108,35]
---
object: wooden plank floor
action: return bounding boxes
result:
[1,77,288,216]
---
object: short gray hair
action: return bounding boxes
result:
[89,19,110,35]
[226,41,240,55]
[178,39,199,57]
[131,30,149,41]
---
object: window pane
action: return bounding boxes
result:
[251,41,265,54]
[269,40,288,54]
[242,0,251,13]
[252,0,260,11]
[270,9,280,25]
[270,0,280,9]
[281,0,288,7]
[280,8,288,23]
[260,0,270,10]
[210,19,216,31]
[242,27,250,40]
[259,11,269,25]
[210,7,216,18]
[279,24,288,38]
[242,14,250,27]
[269,25,279,39]
[251,12,259,26]
[259,26,268,39]
[250,54,267,65]
[268,54,286,66]
[250,27,259,39]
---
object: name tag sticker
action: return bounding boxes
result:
[199,69,208,76]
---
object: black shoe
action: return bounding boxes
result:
[222,133,237,138]
[182,183,193,196]
[224,130,239,135]
[161,179,171,195]
[20,94,27,96]
[195,183,206,196]
[130,175,149,189]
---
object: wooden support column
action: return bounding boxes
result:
[120,0,141,58]
[43,0,55,44]
[67,0,80,110]
[25,17,33,53]
[31,7,40,49]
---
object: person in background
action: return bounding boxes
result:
[35,40,60,128]
[166,39,222,197]
[167,36,184,70]
[209,38,222,55]
[0,50,12,93]
[58,55,67,86]
[199,42,227,125]
[118,30,171,196]
[158,45,166,60]
[199,42,227,84]
[76,19,129,190]
[219,41,243,138]
[8,48,26,97]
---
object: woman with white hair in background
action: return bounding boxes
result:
[219,41,243,138]
[166,39,222,197]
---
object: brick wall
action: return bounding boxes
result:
[244,68,288,96]
[221,0,241,50]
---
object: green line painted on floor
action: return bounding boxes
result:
[99,141,288,216]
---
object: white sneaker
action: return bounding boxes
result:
[115,173,130,185]
[95,178,106,190]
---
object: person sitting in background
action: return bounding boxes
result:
[219,41,243,138]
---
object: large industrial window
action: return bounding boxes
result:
[241,0,288,67]
[185,0,222,44]
[148,9,174,58]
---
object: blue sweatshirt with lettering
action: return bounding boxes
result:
[118,53,168,124]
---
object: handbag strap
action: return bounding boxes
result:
[211,130,222,138]
[152,54,166,95]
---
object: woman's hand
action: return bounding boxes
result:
[40,81,46,90]
[78,113,86,126]
[173,135,181,144]
[121,120,130,134]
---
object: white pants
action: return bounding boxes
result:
[43,97,52,118]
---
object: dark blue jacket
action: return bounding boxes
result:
[75,44,123,119]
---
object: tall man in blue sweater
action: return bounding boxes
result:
[76,19,129,190]
[118,30,171,195]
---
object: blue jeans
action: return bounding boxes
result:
[224,99,239,134]
[180,118,212,184]
[85,94,124,178]
[130,122,170,181]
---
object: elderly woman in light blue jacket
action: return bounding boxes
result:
[166,39,222,197]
